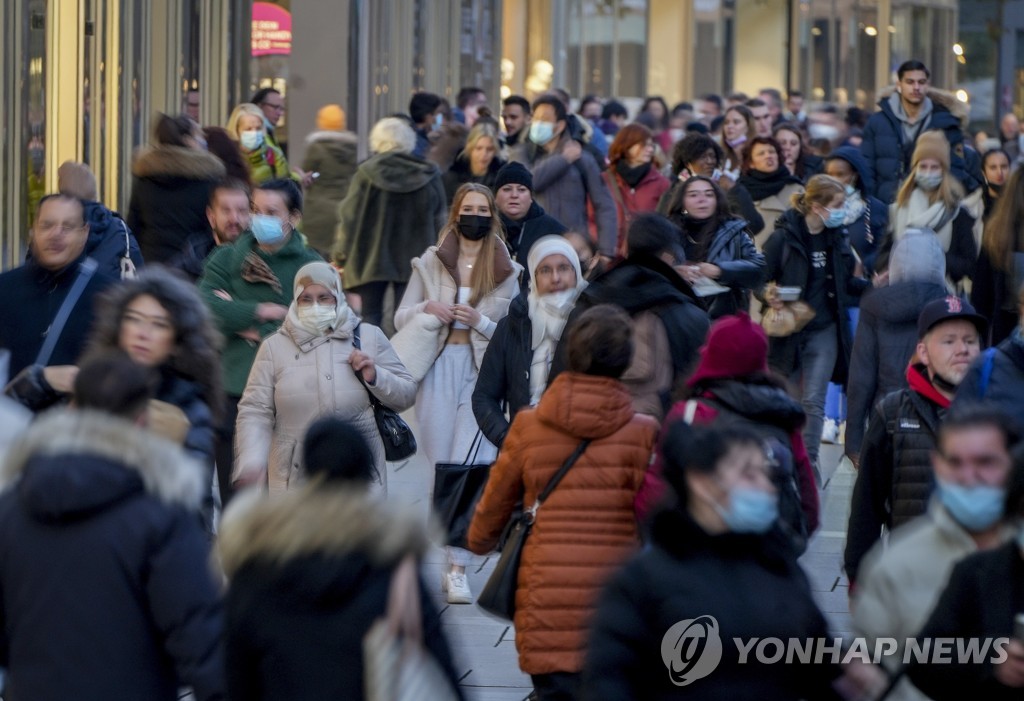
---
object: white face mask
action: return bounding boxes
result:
[297,303,337,334]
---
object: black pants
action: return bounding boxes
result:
[349,280,406,329]
[531,672,582,701]
[214,394,242,508]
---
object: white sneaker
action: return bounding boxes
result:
[821,419,839,444]
[446,571,472,604]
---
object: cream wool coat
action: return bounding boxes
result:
[234,311,416,493]
[393,235,523,378]
[752,182,805,249]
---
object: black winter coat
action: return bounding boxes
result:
[551,255,710,392]
[0,409,224,701]
[442,154,505,204]
[0,256,117,379]
[158,369,215,466]
[970,248,1020,346]
[955,335,1024,424]
[825,146,887,275]
[844,371,946,585]
[906,542,1024,701]
[680,218,766,319]
[845,280,949,455]
[127,146,226,264]
[763,209,868,384]
[582,507,841,701]
[861,91,979,204]
[472,293,532,447]
[220,486,464,701]
[500,201,568,284]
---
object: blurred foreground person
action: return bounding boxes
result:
[221,417,463,701]
[584,422,847,700]
[0,352,224,701]
[469,305,658,701]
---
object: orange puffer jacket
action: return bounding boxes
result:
[467,371,659,675]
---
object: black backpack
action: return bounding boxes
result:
[682,398,809,554]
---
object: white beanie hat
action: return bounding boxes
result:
[527,235,584,291]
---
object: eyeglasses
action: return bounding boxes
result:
[535,263,575,278]
[36,222,86,235]
[261,101,285,112]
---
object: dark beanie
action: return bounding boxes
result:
[303,417,378,485]
[493,161,533,192]
[627,212,684,261]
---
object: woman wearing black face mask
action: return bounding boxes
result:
[393,183,522,605]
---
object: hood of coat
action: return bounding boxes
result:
[0,409,205,521]
[534,372,637,440]
[359,151,441,193]
[304,130,359,147]
[877,86,970,129]
[860,281,949,325]
[131,145,226,182]
[703,380,806,432]
[825,145,875,198]
[218,484,433,582]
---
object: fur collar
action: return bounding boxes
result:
[435,230,517,287]
[132,145,227,180]
[878,86,970,128]
[1,409,205,508]
[304,130,359,145]
[218,483,434,577]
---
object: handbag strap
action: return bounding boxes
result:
[351,323,383,408]
[36,257,98,367]
[461,431,483,465]
[529,438,591,518]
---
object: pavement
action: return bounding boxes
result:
[386,412,854,701]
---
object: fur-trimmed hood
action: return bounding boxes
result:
[217,483,433,579]
[132,145,226,182]
[0,409,205,520]
[304,130,359,145]
[877,86,970,128]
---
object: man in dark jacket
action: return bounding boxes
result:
[552,213,710,419]
[492,162,567,281]
[171,179,252,281]
[861,60,979,204]
[955,296,1024,424]
[0,353,224,701]
[511,95,617,258]
[0,194,117,384]
[844,296,986,586]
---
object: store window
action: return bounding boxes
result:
[566,0,648,101]
[250,0,292,151]
[24,1,47,245]
[692,0,734,100]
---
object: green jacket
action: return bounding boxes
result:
[199,230,322,396]
[244,142,297,185]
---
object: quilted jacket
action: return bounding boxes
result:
[467,372,658,675]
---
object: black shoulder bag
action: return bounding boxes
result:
[352,324,417,461]
[477,438,591,620]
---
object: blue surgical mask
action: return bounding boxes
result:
[529,121,556,145]
[844,183,856,198]
[240,130,264,150]
[251,214,286,246]
[937,479,1006,532]
[433,113,444,130]
[915,171,943,191]
[713,486,779,534]
[822,205,846,229]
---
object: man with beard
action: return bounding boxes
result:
[844,296,986,586]
[172,179,252,281]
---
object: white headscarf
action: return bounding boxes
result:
[290,262,354,336]
[526,236,588,404]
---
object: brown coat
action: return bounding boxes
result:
[467,372,658,675]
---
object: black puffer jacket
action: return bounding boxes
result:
[0,409,224,701]
[762,208,868,384]
[552,255,710,398]
[582,507,841,701]
[844,365,947,585]
[127,146,226,264]
[219,486,464,701]
[500,201,568,285]
[955,334,1024,424]
[970,249,1020,347]
[472,293,532,447]
[845,280,949,456]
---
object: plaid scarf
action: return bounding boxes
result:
[241,251,283,294]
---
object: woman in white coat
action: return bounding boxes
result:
[393,182,522,604]
[234,262,416,494]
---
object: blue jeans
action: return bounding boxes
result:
[825,307,859,421]
[791,324,838,472]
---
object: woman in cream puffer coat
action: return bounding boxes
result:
[234,262,416,495]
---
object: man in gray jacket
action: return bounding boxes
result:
[511,95,617,260]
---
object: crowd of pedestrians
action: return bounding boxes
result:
[0,57,1023,701]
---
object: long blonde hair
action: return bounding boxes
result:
[894,158,964,211]
[440,183,507,305]
[459,123,505,164]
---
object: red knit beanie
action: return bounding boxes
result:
[686,312,769,387]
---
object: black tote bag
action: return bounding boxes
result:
[432,433,491,548]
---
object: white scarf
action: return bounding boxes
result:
[892,188,956,253]
[842,190,867,225]
[527,289,580,405]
